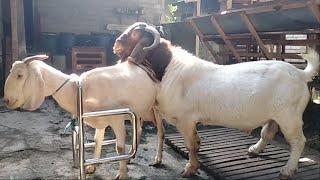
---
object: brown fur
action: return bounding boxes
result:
[114,27,172,82]
[145,39,172,81]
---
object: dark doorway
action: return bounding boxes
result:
[24,0,34,52]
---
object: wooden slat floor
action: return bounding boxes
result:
[165,127,320,180]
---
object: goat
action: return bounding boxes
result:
[3,55,164,179]
[113,23,319,179]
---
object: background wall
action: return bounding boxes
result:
[36,0,162,34]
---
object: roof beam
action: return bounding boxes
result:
[210,16,242,63]
[188,20,219,63]
[241,12,272,59]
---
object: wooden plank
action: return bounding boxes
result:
[200,148,288,164]
[241,12,272,59]
[211,16,242,63]
[207,152,290,169]
[10,0,18,61]
[165,127,320,180]
[223,161,286,177]
[188,20,219,63]
[171,135,255,145]
[168,131,252,142]
[245,163,320,180]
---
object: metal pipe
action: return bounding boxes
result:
[72,126,79,168]
[84,139,117,148]
[77,81,86,180]
[84,154,133,166]
[82,108,132,118]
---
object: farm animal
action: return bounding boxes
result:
[3,55,164,179]
[113,22,319,179]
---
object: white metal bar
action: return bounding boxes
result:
[82,108,131,118]
[77,81,86,180]
[84,139,117,148]
[84,154,133,166]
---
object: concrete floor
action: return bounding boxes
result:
[0,99,212,180]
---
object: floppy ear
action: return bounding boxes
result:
[23,54,49,64]
[22,66,45,111]
[128,37,152,64]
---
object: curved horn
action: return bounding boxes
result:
[119,22,147,38]
[22,54,49,64]
[141,25,160,52]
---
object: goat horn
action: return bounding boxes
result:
[22,54,49,64]
[142,25,160,52]
[122,22,147,36]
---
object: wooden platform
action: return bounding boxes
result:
[165,127,320,180]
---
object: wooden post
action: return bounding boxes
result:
[195,0,201,57]
[189,20,219,63]
[211,16,242,63]
[241,12,272,59]
[10,0,18,61]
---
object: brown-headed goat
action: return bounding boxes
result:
[113,23,319,179]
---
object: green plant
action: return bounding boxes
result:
[166,4,178,23]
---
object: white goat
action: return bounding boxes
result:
[3,56,164,179]
[113,23,319,179]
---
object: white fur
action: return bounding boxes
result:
[155,46,319,177]
[4,60,164,179]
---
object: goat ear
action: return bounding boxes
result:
[23,54,49,64]
[22,66,45,111]
[128,38,152,64]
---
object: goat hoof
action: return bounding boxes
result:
[247,151,259,157]
[247,145,260,157]
[149,161,164,168]
[181,163,199,177]
[85,165,96,174]
[279,166,296,180]
[115,173,128,180]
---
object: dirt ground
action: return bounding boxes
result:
[0,99,212,180]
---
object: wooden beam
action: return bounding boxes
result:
[195,0,201,57]
[210,16,242,63]
[10,0,18,61]
[241,12,272,59]
[188,20,219,63]
[308,0,320,23]
[189,0,309,21]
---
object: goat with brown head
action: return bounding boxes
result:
[114,23,172,81]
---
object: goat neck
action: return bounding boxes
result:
[37,62,77,115]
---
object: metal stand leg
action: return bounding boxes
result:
[74,80,138,180]
[72,126,79,168]
[77,81,86,180]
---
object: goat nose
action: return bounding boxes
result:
[3,98,9,105]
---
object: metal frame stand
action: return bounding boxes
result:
[72,80,138,180]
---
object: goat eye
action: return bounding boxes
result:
[17,74,23,79]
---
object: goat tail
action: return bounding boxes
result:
[299,47,319,82]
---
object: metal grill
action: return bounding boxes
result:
[165,127,320,180]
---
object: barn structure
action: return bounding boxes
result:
[0,0,319,179]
